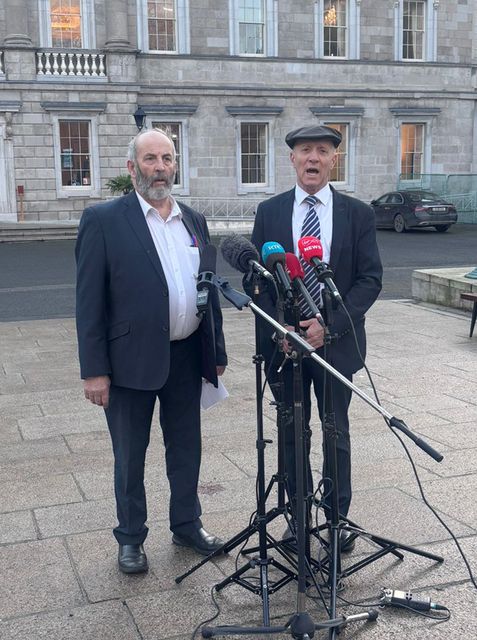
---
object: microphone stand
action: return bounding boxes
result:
[177,276,443,639]
[176,272,297,624]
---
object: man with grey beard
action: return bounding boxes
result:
[75,128,227,574]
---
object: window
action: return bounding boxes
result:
[50,113,101,198]
[238,0,265,55]
[325,122,348,183]
[402,0,425,60]
[315,0,359,59]
[229,0,277,57]
[400,123,424,179]
[59,120,91,187]
[240,122,267,184]
[148,0,177,52]
[151,121,183,187]
[323,0,347,58]
[394,0,437,62]
[50,0,81,47]
[137,0,189,53]
[39,0,96,48]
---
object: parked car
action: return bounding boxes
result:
[371,190,458,233]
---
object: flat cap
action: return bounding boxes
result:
[285,125,342,149]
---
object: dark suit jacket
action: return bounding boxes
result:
[75,191,227,390]
[251,186,382,375]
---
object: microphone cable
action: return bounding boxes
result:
[331,296,477,595]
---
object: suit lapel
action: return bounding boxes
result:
[179,206,205,250]
[277,189,295,252]
[329,188,347,273]
[122,191,168,288]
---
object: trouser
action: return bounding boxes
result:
[104,332,203,545]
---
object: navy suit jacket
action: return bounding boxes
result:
[251,186,382,375]
[75,191,227,390]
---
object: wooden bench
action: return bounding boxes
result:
[461,292,477,337]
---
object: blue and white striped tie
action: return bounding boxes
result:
[300,195,323,314]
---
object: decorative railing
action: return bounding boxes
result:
[36,50,106,78]
[179,198,259,219]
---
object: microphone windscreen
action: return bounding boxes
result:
[298,236,323,264]
[285,252,304,280]
[261,241,285,270]
[198,243,217,274]
[220,234,259,273]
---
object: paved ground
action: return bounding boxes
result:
[1,299,477,639]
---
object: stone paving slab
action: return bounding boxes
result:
[1,300,477,640]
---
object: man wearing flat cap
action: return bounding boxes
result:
[251,124,382,551]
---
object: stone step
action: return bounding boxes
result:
[0,223,79,242]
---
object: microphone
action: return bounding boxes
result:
[285,253,325,327]
[261,241,294,301]
[220,234,274,281]
[381,589,447,612]
[298,236,342,303]
[196,243,217,317]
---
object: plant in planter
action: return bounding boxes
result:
[106,174,133,195]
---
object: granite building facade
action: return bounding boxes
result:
[0,0,476,222]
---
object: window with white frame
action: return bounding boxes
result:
[51,113,100,197]
[230,0,277,57]
[240,122,268,185]
[400,123,424,178]
[238,0,265,55]
[325,123,348,183]
[137,0,189,53]
[38,0,96,48]
[323,0,347,57]
[403,0,425,60]
[151,121,183,187]
[315,0,360,59]
[395,0,437,62]
[59,119,92,187]
[148,0,177,52]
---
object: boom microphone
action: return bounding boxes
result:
[261,241,294,301]
[196,243,217,317]
[220,234,274,281]
[285,253,324,326]
[298,236,342,303]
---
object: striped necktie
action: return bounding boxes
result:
[299,195,323,314]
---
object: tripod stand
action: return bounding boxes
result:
[177,276,379,638]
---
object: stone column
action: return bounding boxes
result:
[104,0,133,51]
[2,0,35,80]
[3,0,32,47]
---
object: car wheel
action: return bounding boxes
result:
[435,225,450,233]
[393,214,406,233]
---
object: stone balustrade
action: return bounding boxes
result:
[0,51,4,76]
[36,50,106,79]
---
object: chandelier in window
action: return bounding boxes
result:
[324,4,337,26]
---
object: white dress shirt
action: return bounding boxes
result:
[292,183,333,264]
[136,191,201,341]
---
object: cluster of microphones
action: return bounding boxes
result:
[196,234,341,319]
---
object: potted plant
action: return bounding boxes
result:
[106,174,133,195]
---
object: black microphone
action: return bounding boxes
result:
[196,243,217,317]
[261,241,294,302]
[381,588,447,612]
[220,234,274,281]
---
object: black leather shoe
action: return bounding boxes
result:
[118,544,148,574]
[172,527,225,556]
[339,530,356,554]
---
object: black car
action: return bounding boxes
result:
[371,190,458,233]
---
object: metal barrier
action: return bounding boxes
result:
[179,198,259,219]
[398,174,477,221]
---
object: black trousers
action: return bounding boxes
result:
[104,332,203,545]
[270,354,353,520]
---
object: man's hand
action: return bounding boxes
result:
[299,318,325,350]
[84,375,111,409]
[216,365,226,376]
